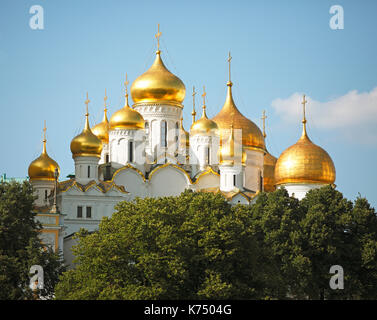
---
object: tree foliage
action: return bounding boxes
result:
[0,181,64,300]
[55,190,264,299]
[55,187,377,300]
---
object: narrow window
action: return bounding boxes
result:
[105,154,109,163]
[207,147,210,164]
[87,166,90,178]
[233,174,236,187]
[129,141,133,163]
[161,121,167,147]
[260,172,263,191]
[44,190,48,200]
[145,122,149,134]
[86,206,92,218]
[77,206,83,218]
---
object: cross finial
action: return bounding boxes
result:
[155,23,162,51]
[124,73,129,96]
[261,110,267,138]
[192,86,197,123]
[202,86,206,106]
[104,88,108,108]
[301,94,307,124]
[228,51,232,83]
[43,120,47,141]
[85,92,90,115]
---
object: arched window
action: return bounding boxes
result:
[161,121,167,147]
[207,146,210,164]
[145,122,149,134]
[87,166,90,178]
[233,174,236,187]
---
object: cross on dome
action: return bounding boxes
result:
[155,24,162,51]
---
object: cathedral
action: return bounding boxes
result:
[27,29,336,266]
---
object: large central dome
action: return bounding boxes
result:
[131,50,186,106]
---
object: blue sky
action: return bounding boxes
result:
[1,0,376,207]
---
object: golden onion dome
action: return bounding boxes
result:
[190,103,218,136]
[275,123,336,185]
[70,105,103,158]
[179,118,189,148]
[28,134,60,181]
[109,92,145,130]
[92,108,109,144]
[212,81,265,152]
[130,50,186,106]
[264,150,277,192]
[218,125,246,165]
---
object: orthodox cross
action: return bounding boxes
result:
[192,86,197,123]
[43,120,47,142]
[85,92,90,115]
[261,110,267,138]
[301,94,307,123]
[104,88,108,110]
[124,73,129,96]
[155,24,162,51]
[228,51,232,82]
[202,86,207,107]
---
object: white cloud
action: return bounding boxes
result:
[271,87,377,144]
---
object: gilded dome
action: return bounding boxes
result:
[71,112,103,158]
[28,137,60,181]
[131,50,186,106]
[218,125,246,165]
[92,108,109,143]
[275,125,336,185]
[212,82,265,152]
[264,150,277,192]
[190,105,218,136]
[109,94,145,130]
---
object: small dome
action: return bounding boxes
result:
[131,50,186,106]
[71,113,103,158]
[218,125,246,165]
[109,94,144,130]
[212,82,265,152]
[28,139,60,181]
[275,125,336,185]
[190,105,218,136]
[92,108,109,143]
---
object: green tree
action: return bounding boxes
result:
[340,195,377,299]
[247,188,310,299]
[298,185,377,300]
[0,181,64,300]
[55,190,265,300]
